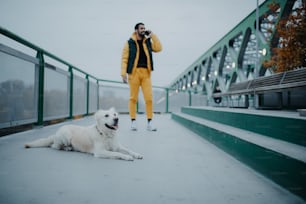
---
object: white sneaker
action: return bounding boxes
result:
[147,121,157,131]
[131,120,137,131]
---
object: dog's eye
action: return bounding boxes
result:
[105,114,109,117]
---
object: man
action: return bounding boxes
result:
[121,22,162,131]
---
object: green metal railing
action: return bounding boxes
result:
[1,27,101,126]
[1,26,206,129]
[169,0,300,108]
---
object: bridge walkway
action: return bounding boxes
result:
[0,114,304,204]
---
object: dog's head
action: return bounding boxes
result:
[95,107,119,131]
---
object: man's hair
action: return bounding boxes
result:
[134,22,144,30]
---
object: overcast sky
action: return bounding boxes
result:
[1,0,265,87]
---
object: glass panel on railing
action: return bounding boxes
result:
[73,75,87,115]
[88,80,98,114]
[138,88,167,113]
[153,88,167,113]
[0,51,37,128]
[98,85,129,113]
[191,94,208,106]
[43,66,70,120]
[168,91,190,112]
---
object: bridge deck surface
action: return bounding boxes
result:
[0,114,304,204]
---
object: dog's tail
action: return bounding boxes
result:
[24,136,53,148]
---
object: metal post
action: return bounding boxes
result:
[36,51,44,126]
[69,67,74,119]
[86,75,89,116]
[254,0,260,108]
[255,0,259,77]
[165,88,169,113]
[96,80,100,110]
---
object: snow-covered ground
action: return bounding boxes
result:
[0,114,304,204]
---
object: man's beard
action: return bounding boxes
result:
[138,31,145,37]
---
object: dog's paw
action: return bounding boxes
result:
[122,155,134,161]
[133,153,143,159]
[63,146,73,151]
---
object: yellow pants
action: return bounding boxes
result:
[128,68,153,120]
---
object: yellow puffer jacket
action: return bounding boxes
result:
[121,32,162,77]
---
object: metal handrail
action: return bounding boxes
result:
[1,26,97,80]
[1,26,192,130]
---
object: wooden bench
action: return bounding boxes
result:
[213,67,306,98]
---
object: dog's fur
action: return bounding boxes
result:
[25,108,143,161]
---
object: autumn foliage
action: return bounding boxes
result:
[263,2,306,72]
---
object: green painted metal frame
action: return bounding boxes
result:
[1,27,101,122]
[86,75,90,115]
[36,51,45,125]
[68,67,74,119]
[169,0,294,102]
[165,88,169,113]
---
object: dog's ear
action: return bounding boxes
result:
[94,110,103,121]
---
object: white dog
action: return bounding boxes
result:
[25,108,143,161]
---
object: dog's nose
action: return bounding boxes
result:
[114,118,119,125]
